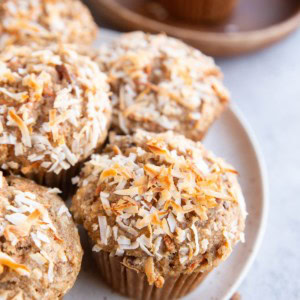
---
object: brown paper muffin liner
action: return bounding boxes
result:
[93,250,209,300]
[23,162,82,199]
[158,0,238,23]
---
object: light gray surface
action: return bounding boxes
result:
[216,29,300,299]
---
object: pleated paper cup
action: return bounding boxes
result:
[93,250,210,300]
[22,162,82,199]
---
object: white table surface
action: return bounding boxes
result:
[215,29,300,299]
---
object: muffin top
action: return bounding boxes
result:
[0,174,83,299]
[72,130,246,288]
[95,31,229,140]
[0,0,97,50]
[0,44,111,176]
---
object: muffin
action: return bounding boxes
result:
[0,0,97,50]
[0,174,83,299]
[158,0,238,23]
[0,44,111,196]
[72,130,246,300]
[95,32,229,141]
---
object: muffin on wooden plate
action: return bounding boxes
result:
[72,130,246,300]
[0,174,83,299]
[0,0,97,50]
[158,0,238,23]
[95,32,229,141]
[0,44,111,196]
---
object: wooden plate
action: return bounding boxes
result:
[85,0,300,56]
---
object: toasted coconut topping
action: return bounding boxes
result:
[98,216,108,245]
[0,44,111,175]
[95,31,229,141]
[145,257,159,287]
[8,110,31,147]
[0,176,82,295]
[0,0,97,50]
[0,252,30,276]
[57,205,71,218]
[72,130,246,287]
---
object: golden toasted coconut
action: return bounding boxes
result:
[72,130,246,288]
[0,0,97,50]
[0,44,112,192]
[0,173,83,299]
[95,31,230,140]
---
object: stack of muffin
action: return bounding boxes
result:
[0,1,246,299]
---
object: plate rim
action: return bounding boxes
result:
[89,0,300,56]
[95,0,300,39]
[220,104,269,299]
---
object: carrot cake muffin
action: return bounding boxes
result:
[0,174,83,300]
[0,44,111,195]
[72,130,246,300]
[95,32,230,140]
[0,0,97,50]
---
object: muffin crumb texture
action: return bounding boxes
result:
[0,44,111,177]
[0,174,83,299]
[72,130,246,288]
[0,0,97,50]
[96,31,230,140]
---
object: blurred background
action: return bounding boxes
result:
[84,0,300,299]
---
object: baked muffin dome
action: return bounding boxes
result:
[0,44,111,193]
[95,32,230,140]
[0,0,97,50]
[72,130,246,297]
[0,174,83,299]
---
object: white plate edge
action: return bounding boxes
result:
[222,104,269,300]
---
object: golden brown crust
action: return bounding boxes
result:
[72,130,246,286]
[0,0,97,50]
[0,174,83,299]
[95,31,229,140]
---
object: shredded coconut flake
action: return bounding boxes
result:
[0,251,30,276]
[98,216,108,245]
[57,205,71,217]
[191,223,200,256]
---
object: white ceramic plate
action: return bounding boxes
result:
[66,29,269,300]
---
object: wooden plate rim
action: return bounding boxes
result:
[93,0,300,52]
